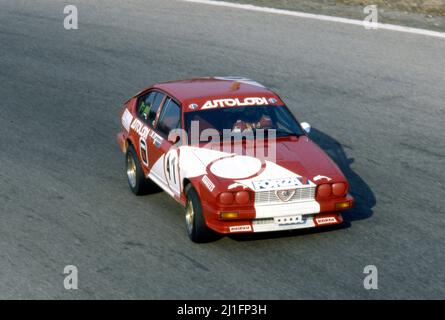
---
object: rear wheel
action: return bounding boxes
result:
[126,145,157,195]
[185,185,215,243]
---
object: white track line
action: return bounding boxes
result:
[183,0,445,39]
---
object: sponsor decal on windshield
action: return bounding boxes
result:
[201,97,268,109]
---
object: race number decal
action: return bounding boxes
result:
[165,149,180,194]
[139,137,149,167]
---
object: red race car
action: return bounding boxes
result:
[117,77,353,242]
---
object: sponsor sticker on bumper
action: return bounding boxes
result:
[229,225,252,233]
[315,216,338,226]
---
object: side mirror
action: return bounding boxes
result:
[168,132,181,145]
[168,135,180,144]
[300,122,311,134]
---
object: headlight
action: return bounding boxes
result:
[218,191,251,205]
[317,184,332,198]
[332,182,348,196]
[218,192,234,205]
[235,191,250,204]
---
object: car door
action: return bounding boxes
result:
[150,97,182,195]
[135,90,166,172]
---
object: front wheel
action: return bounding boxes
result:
[185,185,215,243]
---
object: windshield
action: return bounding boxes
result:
[184,105,304,142]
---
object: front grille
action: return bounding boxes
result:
[252,218,274,225]
[253,215,313,225]
[255,187,316,204]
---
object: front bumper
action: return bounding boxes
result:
[203,194,353,234]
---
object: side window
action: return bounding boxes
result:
[137,92,156,121]
[137,91,165,126]
[156,98,181,137]
[148,92,165,125]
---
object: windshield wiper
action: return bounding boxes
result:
[272,129,301,137]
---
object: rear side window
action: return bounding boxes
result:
[149,93,165,124]
[156,98,181,137]
[137,92,156,121]
[137,91,165,126]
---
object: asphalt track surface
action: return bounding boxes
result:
[0,0,444,299]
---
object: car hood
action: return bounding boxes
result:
[178,137,345,191]
[274,137,342,179]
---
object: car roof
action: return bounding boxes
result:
[149,77,284,111]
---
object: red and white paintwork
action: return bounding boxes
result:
[117,77,354,234]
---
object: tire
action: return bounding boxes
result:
[185,185,215,243]
[125,145,157,195]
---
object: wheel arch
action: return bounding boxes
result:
[183,178,192,194]
[126,137,134,151]
[183,178,204,201]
